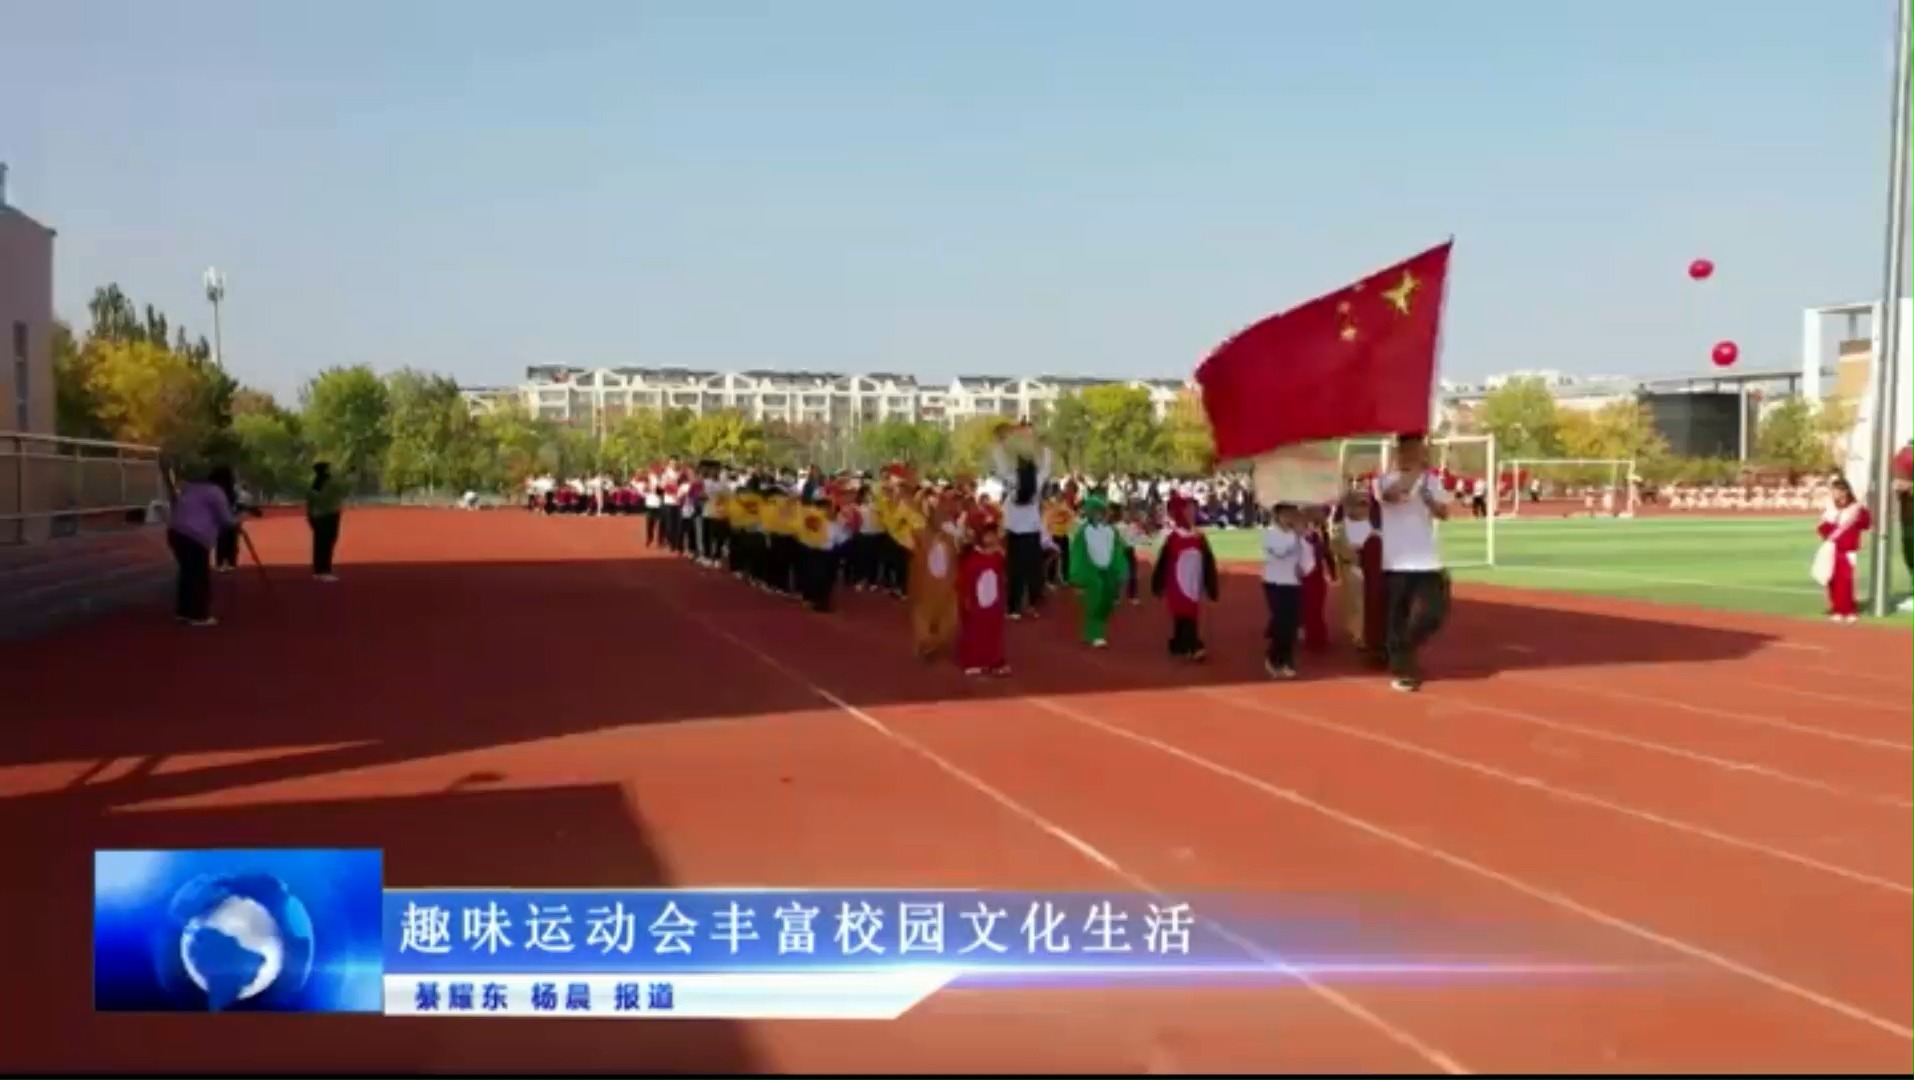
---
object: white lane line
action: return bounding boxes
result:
[1026,696,1914,1044]
[1504,670,1914,753]
[1411,689,1914,811]
[1195,687,1909,896]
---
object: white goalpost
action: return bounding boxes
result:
[1334,434,1499,568]
[1501,458,1638,519]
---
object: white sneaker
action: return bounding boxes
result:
[1091,639,1109,648]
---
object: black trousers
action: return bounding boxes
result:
[168,530,213,621]
[1263,583,1301,669]
[766,536,794,593]
[799,547,838,611]
[1899,496,1911,574]
[214,526,240,569]
[1384,570,1451,680]
[1006,531,1045,615]
[1124,549,1141,600]
[849,533,877,587]
[1169,614,1203,657]
[645,507,662,545]
[310,513,342,575]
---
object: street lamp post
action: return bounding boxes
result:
[203,267,227,367]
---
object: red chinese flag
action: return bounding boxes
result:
[1196,241,1453,461]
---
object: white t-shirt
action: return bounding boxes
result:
[1373,471,1447,572]
[1261,526,1314,585]
[993,446,1052,536]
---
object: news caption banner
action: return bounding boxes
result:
[383,890,1218,1019]
[97,849,1629,1018]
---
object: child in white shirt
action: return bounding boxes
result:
[1261,503,1315,678]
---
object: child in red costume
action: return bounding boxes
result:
[1813,477,1872,622]
[957,504,1011,675]
[1299,506,1337,652]
[1151,493,1219,660]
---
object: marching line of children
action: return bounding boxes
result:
[637,435,1417,684]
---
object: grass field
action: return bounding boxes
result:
[1202,515,1914,624]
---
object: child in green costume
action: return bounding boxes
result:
[1068,494,1129,647]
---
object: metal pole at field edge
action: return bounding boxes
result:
[1868,0,1912,617]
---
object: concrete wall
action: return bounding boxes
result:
[1805,299,1913,499]
[0,206,56,438]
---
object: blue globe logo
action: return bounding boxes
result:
[156,872,316,1010]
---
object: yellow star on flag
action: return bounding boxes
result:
[1382,272,1419,315]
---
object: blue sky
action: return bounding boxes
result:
[1,0,1902,401]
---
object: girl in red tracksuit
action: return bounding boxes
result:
[1815,477,1871,622]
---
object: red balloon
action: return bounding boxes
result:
[1688,258,1715,281]
[1711,340,1739,367]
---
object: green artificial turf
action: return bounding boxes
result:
[1197,515,1913,625]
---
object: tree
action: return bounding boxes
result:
[760,419,838,470]
[660,407,699,460]
[475,401,550,488]
[381,369,474,493]
[1755,397,1853,478]
[82,337,223,457]
[1554,400,1669,484]
[685,408,768,464]
[948,415,1006,473]
[1476,377,1562,458]
[52,319,107,439]
[601,411,665,474]
[1040,393,1095,470]
[300,365,392,491]
[1158,388,1214,476]
[855,417,946,471]
[1079,383,1161,476]
[1556,400,1667,460]
[542,424,600,478]
[231,387,282,418]
[230,408,307,499]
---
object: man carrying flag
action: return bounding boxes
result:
[1195,241,1455,687]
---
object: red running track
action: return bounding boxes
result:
[1,508,1907,1073]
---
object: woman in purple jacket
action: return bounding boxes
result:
[168,465,237,626]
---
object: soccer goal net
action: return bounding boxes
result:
[1499,458,1638,519]
[1335,434,1498,568]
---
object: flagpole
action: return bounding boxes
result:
[1866,0,1912,617]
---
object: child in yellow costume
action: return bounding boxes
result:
[908,494,962,660]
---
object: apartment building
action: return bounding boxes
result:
[465,366,1191,429]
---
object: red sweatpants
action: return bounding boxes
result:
[1301,570,1329,651]
[1360,542,1387,654]
[956,606,1006,670]
[1828,554,1858,617]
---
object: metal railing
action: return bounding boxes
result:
[0,431,165,545]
